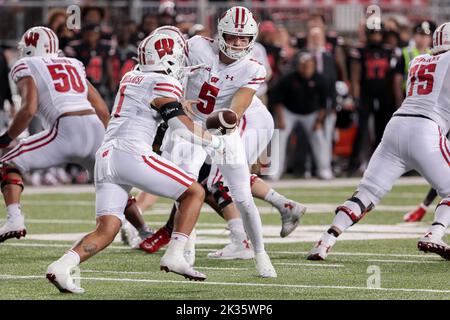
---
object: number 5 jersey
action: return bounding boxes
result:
[185,35,266,124]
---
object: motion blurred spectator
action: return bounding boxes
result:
[272,52,333,180]
[297,13,348,83]
[347,25,399,175]
[258,21,283,90]
[107,23,137,95]
[137,13,159,43]
[0,47,14,131]
[65,23,113,107]
[307,27,338,164]
[82,6,112,40]
[393,20,435,108]
[158,1,177,26]
[47,9,76,50]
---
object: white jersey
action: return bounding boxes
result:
[185,36,266,124]
[103,70,183,155]
[395,51,450,133]
[10,56,93,129]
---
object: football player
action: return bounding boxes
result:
[46,33,226,293]
[0,27,110,242]
[307,23,450,261]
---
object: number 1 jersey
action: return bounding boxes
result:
[396,51,450,133]
[10,56,93,129]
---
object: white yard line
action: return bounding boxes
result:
[274,262,344,268]
[0,274,449,294]
[2,242,444,260]
[20,177,430,195]
[366,259,441,264]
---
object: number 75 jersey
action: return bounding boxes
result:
[185,36,266,123]
[397,51,450,133]
[10,56,93,129]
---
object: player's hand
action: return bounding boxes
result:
[276,117,286,130]
[181,100,199,117]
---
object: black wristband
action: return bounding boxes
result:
[153,101,186,122]
[0,132,12,147]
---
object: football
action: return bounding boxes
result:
[205,109,238,135]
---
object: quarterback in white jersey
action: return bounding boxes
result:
[0,27,110,243]
[308,23,450,261]
[154,7,281,278]
[46,33,226,293]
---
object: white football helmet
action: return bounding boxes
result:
[432,22,450,54]
[17,26,59,59]
[217,6,259,60]
[137,33,185,80]
[150,25,188,56]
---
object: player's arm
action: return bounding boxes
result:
[152,97,221,150]
[230,87,256,119]
[0,76,37,147]
[87,81,110,128]
[350,59,361,102]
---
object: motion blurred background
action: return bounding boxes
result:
[0,0,445,184]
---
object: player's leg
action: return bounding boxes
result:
[216,130,276,277]
[403,188,437,222]
[414,127,450,259]
[0,123,66,242]
[272,107,297,180]
[308,118,408,260]
[47,182,130,293]
[242,107,307,237]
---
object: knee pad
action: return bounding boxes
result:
[250,174,258,187]
[125,196,136,210]
[336,191,374,225]
[0,164,24,192]
[209,181,233,210]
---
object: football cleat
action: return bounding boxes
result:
[307,233,337,261]
[184,229,196,267]
[0,215,26,243]
[46,261,85,294]
[120,220,138,246]
[403,205,427,222]
[279,201,307,238]
[418,234,450,260]
[207,239,254,260]
[139,226,171,253]
[160,252,206,281]
[254,252,277,278]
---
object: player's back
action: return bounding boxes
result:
[185,36,266,124]
[396,50,450,132]
[104,69,183,155]
[10,56,92,129]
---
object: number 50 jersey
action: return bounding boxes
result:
[185,36,266,124]
[10,56,93,129]
[396,51,450,133]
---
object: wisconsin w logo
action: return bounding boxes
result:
[154,38,174,59]
[24,32,40,47]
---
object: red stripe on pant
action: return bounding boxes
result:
[439,129,450,166]
[149,156,194,182]
[1,121,59,162]
[142,156,193,188]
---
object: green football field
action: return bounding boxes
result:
[0,178,449,300]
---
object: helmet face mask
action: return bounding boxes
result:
[138,33,185,80]
[217,6,258,60]
[18,26,59,59]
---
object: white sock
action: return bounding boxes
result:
[6,203,22,220]
[167,232,188,255]
[228,218,246,243]
[59,249,80,266]
[427,205,450,240]
[234,200,265,254]
[264,189,287,211]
